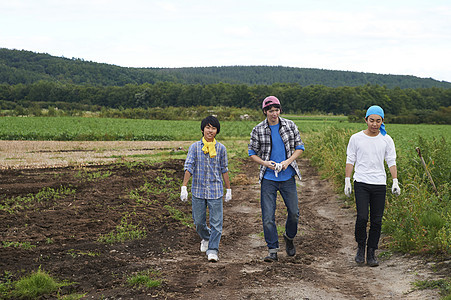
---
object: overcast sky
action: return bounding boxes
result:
[1,0,450,82]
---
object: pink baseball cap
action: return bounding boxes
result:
[262,96,281,110]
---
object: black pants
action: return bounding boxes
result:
[354,181,386,249]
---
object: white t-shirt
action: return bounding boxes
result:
[346,131,397,185]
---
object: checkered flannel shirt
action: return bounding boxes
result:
[248,117,304,182]
[184,139,228,199]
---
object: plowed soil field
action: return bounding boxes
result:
[0,141,445,299]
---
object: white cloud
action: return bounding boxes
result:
[223,26,253,38]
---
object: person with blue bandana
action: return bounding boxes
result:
[344,105,401,267]
[248,96,305,262]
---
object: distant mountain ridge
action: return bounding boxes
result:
[1,48,450,89]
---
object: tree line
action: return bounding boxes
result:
[0,81,450,124]
[2,48,451,89]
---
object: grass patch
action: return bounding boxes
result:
[129,169,180,204]
[127,269,162,289]
[0,186,76,214]
[67,249,100,258]
[0,267,74,299]
[1,241,35,250]
[97,216,147,244]
[164,205,193,228]
[413,279,451,299]
[377,250,393,260]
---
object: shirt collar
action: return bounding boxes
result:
[264,117,285,128]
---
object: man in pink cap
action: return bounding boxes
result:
[248,96,305,262]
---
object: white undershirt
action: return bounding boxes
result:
[346,131,396,185]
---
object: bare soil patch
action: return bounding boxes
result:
[0,141,444,299]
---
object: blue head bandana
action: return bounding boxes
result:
[365,105,386,136]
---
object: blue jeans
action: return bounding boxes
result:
[191,196,223,255]
[261,177,299,251]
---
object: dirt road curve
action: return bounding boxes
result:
[0,141,443,299]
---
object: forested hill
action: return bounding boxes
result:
[1,48,450,89]
[157,66,451,89]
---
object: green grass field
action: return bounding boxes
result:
[0,116,450,143]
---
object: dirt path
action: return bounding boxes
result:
[0,141,443,299]
[158,158,441,299]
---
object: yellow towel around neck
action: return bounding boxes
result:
[202,137,217,158]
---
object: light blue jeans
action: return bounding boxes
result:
[261,177,299,251]
[191,196,223,255]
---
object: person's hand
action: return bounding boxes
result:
[267,161,277,169]
[180,186,188,202]
[391,178,401,195]
[279,160,288,171]
[225,189,232,202]
[344,177,352,197]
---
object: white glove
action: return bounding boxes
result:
[344,177,352,197]
[391,178,401,195]
[180,186,188,202]
[274,163,283,177]
[225,189,232,202]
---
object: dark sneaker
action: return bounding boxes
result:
[355,246,365,264]
[264,252,278,262]
[367,248,379,267]
[284,233,296,256]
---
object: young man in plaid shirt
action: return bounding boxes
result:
[181,116,232,262]
[248,96,304,262]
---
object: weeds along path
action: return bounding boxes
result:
[160,158,441,299]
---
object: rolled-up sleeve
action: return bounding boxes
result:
[184,144,196,174]
[385,137,397,167]
[220,146,229,173]
[248,128,260,156]
[293,124,305,151]
[346,137,356,165]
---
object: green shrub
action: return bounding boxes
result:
[12,267,72,299]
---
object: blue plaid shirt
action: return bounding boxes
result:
[184,139,229,199]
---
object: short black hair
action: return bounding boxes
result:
[263,104,282,114]
[201,115,220,135]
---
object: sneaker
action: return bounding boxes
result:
[284,233,296,256]
[200,239,208,252]
[263,252,278,262]
[208,253,219,262]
